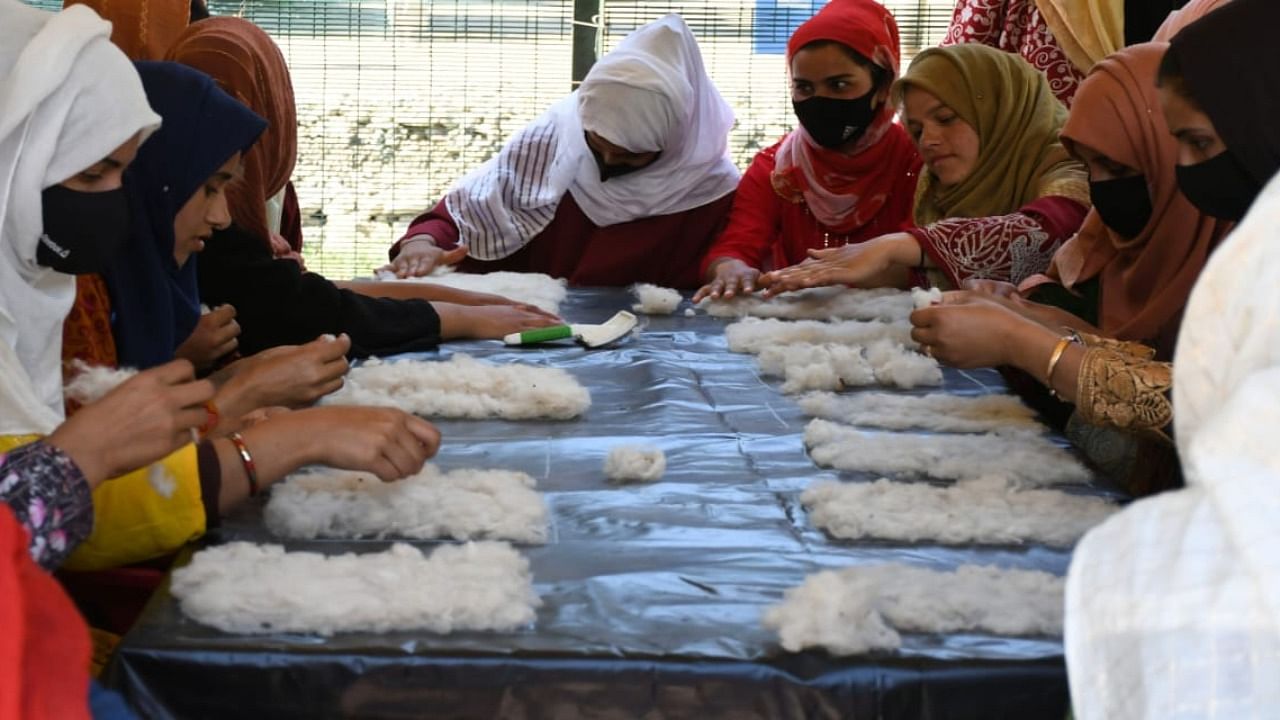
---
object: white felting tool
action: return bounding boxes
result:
[503,310,637,348]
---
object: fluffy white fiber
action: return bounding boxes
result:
[171,541,541,636]
[63,361,137,405]
[147,466,177,499]
[702,287,914,323]
[324,354,591,420]
[797,391,1042,433]
[375,268,567,315]
[911,286,943,309]
[802,477,1116,547]
[804,419,1091,486]
[631,284,682,315]
[264,465,548,544]
[756,341,941,393]
[763,563,1065,654]
[724,317,915,354]
[603,445,666,483]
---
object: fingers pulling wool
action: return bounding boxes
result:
[724,317,915,354]
[797,391,1043,433]
[802,477,1116,546]
[702,287,914,323]
[911,286,943,309]
[377,270,567,315]
[603,445,666,483]
[324,354,591,420]
[171,541,541,636]
[803,419,1091,486]
[62,361,138,405]
[264,465,549,543]
[764,563,1066,654]
[631,284,682,315]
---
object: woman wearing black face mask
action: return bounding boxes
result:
[1156,0,1280,223]
[904,43,1237,497]
[694,0,922,302]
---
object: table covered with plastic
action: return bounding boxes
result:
[107,287,1109,719]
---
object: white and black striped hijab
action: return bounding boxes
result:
[443,14,739,261]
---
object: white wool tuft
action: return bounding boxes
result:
[756,342,941,392]
[265,465,548,543]
[802,477,1116,547]
[683,308,696,317]
[797,391,1043,433]
[324,354,591,420]
[804,419,1090,486]
[171,541,541,636]
[724,317,915,354]
[911,287,943,310]
[62,361,138,405]
[603,445,666,483]
[702,287,913,322]
[147,465,177,499]
[763,563,1065,654]
[630,284,682,315]
[376,270,567,315]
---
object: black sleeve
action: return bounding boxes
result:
[197,225,442,359]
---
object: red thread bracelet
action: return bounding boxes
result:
[228,432,259,496]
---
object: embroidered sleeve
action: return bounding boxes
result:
[0,441,94,570]
[1079,332,1156,359]
[913,212,1061,289]
[1075,347,1173,440]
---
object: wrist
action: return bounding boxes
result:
[45,432,108,488]
[402,234,437,250]
[882,233,922,267]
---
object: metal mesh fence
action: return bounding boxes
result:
[25,0,954,277]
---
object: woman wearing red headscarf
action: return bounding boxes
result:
[693,0,921,301]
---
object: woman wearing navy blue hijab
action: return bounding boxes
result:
[103,60,266,370]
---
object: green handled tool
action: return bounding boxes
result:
[503,310,637,348]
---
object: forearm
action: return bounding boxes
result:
[432,302,474,339]
[1003,321,1087,404]
[210,414,323,512]
[338,279,483,305]
[0,440,95,569]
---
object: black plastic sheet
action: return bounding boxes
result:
[109,288,1112,719]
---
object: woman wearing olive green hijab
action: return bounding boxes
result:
[761,43,1089,295]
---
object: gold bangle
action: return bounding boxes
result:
[1045,336,1074,396]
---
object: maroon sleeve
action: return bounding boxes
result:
[390,198,463,260]
[697,150,783,277]
[911,196,1089,287]
[280,181,304,252]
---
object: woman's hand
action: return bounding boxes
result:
[378,236,468,279]
[435,302,562,340]
[48,360,215,487]
[909,295,1034,368]
[962,278,1021,299]
[219,334,352,416]
[758,233,921,297]
[276,406,442,481]
[692,258,761,302]
[176,304,240,372]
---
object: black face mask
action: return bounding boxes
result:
[792,90,878,149]
[36,185,131,275]
[1175,150,1261,221]
[585,133,659,182]
[1089,174,1152,239]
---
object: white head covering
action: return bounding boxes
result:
[0,0,161,434]
[1065,171,1280,718]
[443,14,739,261]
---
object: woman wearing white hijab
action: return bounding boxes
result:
[382,14,741,288]
[1065,171,1280,717]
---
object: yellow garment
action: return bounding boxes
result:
[1035,0,1123,74]
[0,435,205,570]
[894,44,1088,226]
